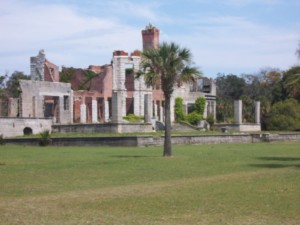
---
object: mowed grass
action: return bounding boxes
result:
[0,143,299,225]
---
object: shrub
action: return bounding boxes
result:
[123,114,144,123]
[194,97,206,115]
[0,134,5,145]
[39,130,52,146]
[175,97,185,122]
[186,111,203,125]
[267,99,300,131]
[206,114,215,127]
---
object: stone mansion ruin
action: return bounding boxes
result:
[0,25,221,137]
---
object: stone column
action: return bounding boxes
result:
[8,98,18,117]
[80,104,86,123]
[134,91,142,116]
[92,99,98,123]
[112,92,123,123]
[154,102,158,119]
[213,100,216,120]
[255,101,260,124]
[234,100,242,124]
[59,96,65,123]
[203,101,208,119]
[160,102,164,122]
[37,96,44,118]
[104,100,110,122]
[144,94,152,123]
[170,96,175,123]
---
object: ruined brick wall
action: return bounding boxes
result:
[44,59,59,82]
[88,65,102,73]
[63,65,113,94]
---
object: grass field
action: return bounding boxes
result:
[0,142,299,225]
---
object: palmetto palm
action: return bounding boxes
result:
[284,69,300,101]
[139,42,202,157]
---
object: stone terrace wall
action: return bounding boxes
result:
[52,123,153,134]
[4,133,300,147]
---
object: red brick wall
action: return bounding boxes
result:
[44,59,59,82]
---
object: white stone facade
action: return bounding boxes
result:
[19,80,73,124]
[112,52,152,122]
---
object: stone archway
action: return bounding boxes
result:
[23,127,33,135]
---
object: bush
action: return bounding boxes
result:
[123,114,144,123]
[175,97,185,122]
[186,111,203,125]
[194,97,206,115]
[206,114,215,127]
[267,99,300,131]
[0,134,5,145]
[39,130,52,146]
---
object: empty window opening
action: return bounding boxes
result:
[64,95,69,110]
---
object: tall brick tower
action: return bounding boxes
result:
[142,24,160,50]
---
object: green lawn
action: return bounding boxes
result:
[0,142,299,225]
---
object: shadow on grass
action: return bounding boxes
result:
[111,155,159,159]
[256,157,300,161]
[249,164,298,169]
[250,157,300,169]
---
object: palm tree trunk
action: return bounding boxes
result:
[163,96,172,157]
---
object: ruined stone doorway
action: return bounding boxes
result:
[44,96,59,123]
[97,97,104,123]
[126,98,134,115]
[85,97,92,123]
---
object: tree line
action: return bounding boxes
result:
[216,66,300,131]
[0,71,29,116]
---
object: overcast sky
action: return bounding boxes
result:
[1,0,299,77]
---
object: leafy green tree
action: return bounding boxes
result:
[216,74,246,100]
[267,99,300,131]
[0,73,8,97]
[215,74,246,123]
[5,71,30,98]
[60,67,76,83]
[216,97,233,123]
[240,95,255,123]
[139,42,201,157]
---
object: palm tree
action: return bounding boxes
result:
[284,66,300,101]
[139,42,202,157]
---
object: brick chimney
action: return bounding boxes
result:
[141,24,160,50]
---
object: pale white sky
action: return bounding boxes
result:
[0,0,299,77]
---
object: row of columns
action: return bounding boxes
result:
[78,93,154,124]
[111,92,152,123]
[80,99,110,124]
[234,100,260,124]
[153,101,164,122]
